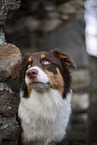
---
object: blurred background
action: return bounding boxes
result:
[0,0,97,145]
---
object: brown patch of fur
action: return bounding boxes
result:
[27,85,32,97]
[52,49,76,69]
[41,54,46,59]
[28,57,32,62]
[44,68,64,96]
[18,132,26,145]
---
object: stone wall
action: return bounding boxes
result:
[0,44,22,145]
[0,0,87,145]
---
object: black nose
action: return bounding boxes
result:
[26,69,38,78]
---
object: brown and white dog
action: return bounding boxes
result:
[12,50,76,145]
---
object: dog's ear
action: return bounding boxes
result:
[11,60,22,80]
[11,54,30,80]
[52,49,76,69]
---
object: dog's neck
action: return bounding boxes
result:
[19,88,71,121]
[20,89,66,120]
[20,88,64,107]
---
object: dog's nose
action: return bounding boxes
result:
[26,69,38,78]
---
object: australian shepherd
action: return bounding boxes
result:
[12,50,76,145]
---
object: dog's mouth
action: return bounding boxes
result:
[28,81,50,92]
[29,82,49,85]
[28,82,50,92]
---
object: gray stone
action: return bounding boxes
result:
[71,114,88,124]
[0,82,13,93]
[58,0,84,18]
[0,91,19,117]
[0,29,6,44]
[0,135,3,145]
[1,140,18,145]
[0,115,20,144]
[0,43,22,81]
[71,93,89,112]
[72,69,89,92]
[65,129,87,141]
[0,0,21,26]
[0,91,20,144]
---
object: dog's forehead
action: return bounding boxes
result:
[27,51,55,62]
[32,51,48,57]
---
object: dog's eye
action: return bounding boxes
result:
[27,64,32,69]
[42,60,51,65]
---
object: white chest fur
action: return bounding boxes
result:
[18,89,71,144]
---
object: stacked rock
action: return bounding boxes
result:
[0,44,22,145]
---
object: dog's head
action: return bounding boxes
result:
[12,50,76,98]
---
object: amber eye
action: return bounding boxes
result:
[42,60,51,65]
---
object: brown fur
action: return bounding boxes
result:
[51,50,76,97]
[28,57,32,62]
[44,68,64,95]
[27,85,32,97]
[41,54,46,59]
[53,50,76,69]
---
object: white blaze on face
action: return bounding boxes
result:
[25,66,48,85]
